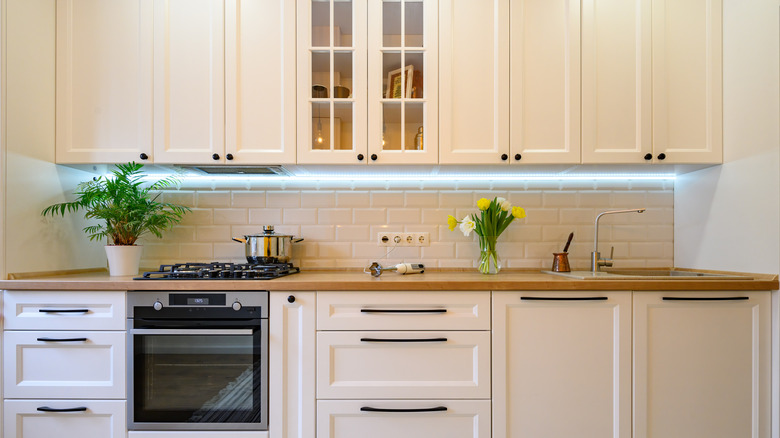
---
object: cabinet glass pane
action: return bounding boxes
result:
[406,51,424,98]
[383,0,401,47]
[334,102,353,150]
[334,0,352,47]
[312,51,331,97]
[404,1,424,47]
[312,102,331,150]
[405,102,424,150]
[311,0,330,47]
[382,102,402,150]
[333,51,353,98]
[382,52,406,98]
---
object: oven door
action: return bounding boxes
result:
[128,320,268,431]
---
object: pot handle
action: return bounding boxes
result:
[232,237,247,243]
[293,238,305,243]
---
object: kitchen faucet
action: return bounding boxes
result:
[591,208,646,273]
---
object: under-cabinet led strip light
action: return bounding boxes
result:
[136,173,676,183]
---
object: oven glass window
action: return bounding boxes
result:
[134,333,262,424]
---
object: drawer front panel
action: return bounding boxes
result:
[317,291,490,330]
[317,400,491,438]
[4,331,126,399]
[3,399,126,438]
[317,331,490,399]
[3,291,126,330]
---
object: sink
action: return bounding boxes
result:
[543,269,752,280]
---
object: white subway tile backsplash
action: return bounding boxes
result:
[142,184,674,269]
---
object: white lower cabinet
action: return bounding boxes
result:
[3,399,126,438]
[633,291,770,438]
[492,291,632,438]
[317,400,491,438]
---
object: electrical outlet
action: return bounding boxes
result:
[377,232,430,247]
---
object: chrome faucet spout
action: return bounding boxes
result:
[591,208,646,272]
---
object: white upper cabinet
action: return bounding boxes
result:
[651,0,722,164]
[438,0,509,165]
[509,0,581,164]
[56,0,153,164]
[152,0,225,164]
[580,0,652,164]
[297,0,437,165]
[225,0,297,164]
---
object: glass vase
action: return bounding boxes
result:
[477,235,501,274]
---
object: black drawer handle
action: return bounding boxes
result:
[39,309,89,313]
[37,337,88,342]
[360,308,447,314]
[521,296,608,301]
[37,406,88,413]
[662,296,749,301]
[360,337,447,343]
[361,406,447,413]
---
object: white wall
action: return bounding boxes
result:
[2,0,103,277]
[675,0,780,275]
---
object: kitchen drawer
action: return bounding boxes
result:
[316,291,490,331]
[3,399,126,438]
[317,400,491,438]
[4,331,126,399]
[3,291,125,331]
[317,331,490,399]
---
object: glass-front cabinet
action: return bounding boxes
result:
[298,0,437,164]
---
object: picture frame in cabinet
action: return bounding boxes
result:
[386,65,414,98]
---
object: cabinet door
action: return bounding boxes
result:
[4,331,126,399]
[153,0,225,164]
[225,0,296,164]
[368,0,438,164]
[4,400,125,438]
[56,0,153,164]
[317,331,490,399]
[3,290,126,331]
[297,0,368,164]
[633,291,770,438]
[492,291,631,438]
[509,0,580,164]
[581,0,652,164]
[652,0,722,164]
[269,292,316,438]
[317,400,491,438]
[438,0,508,164]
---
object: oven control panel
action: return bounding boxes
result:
[128,291,269,318]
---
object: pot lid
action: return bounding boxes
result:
[243,225,294,238]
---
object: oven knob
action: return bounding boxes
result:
[153,300,163,311]
[232,301,242,311]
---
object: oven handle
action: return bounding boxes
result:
[129,329,254,335]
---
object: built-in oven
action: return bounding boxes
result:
[127,291,268,431]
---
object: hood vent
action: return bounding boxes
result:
[181,165,291,176]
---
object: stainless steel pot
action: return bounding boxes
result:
[232,225,304,264]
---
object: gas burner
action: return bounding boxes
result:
[135,262,300,280]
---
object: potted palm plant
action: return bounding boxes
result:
[42,162,190,276]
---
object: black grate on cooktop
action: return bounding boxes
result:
[134,262,300,280]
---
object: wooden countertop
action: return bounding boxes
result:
[1,268,777,291]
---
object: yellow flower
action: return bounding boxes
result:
[511,206,526,219]
[447,215,459,231]
[477,198,490,211]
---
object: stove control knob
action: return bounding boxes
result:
[232,301,242,311]
[153,300,163,311]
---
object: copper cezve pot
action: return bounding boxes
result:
[232,225,304,264]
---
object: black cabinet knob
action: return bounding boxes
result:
[287,295,296,303]
[657,153,666,160]
[357,154,364,161]
[501,154,508,161]
[644,153,652,160]
[139,153,148,160]
[514,154,521,161]
[370,154,378,161]
[212,153,220,160]
[226,153,234,160]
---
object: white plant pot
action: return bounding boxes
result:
[105,245,143,276]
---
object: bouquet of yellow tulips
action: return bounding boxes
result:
[447,197,526,274]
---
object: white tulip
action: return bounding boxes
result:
[459,215,476,236]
